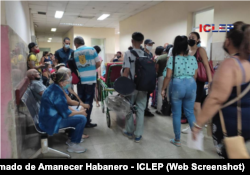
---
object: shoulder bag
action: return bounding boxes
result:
[196,47,215,82]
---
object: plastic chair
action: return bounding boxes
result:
[21,88,74,159]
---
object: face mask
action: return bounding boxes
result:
[223,42,229,54]
[146,45,152,51]
[188,39,196,47]
[34,49,40,54]
[64,44,70,49]
[197,43,201,47]
[35,77,40,80]
[49,68,52,72]
[63,83,71,90]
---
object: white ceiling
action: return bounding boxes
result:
[29,1,160,43]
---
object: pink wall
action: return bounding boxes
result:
[1,26,12,158]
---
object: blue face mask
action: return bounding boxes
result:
[63,83,71,90]
[197,43,201,47]
[64,44,70,49]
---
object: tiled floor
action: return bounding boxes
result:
[31,100,223,159]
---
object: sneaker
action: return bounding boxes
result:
[134,136,142,143]
[67,143,86,153]
[155,110,162,115]
[145,110,154,117]
[181,127,190,134]
[66,138,84,146]
[123,131,133,139]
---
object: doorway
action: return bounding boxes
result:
[91,38,106,62]
[192,8,214,59]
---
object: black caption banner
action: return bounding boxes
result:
[0,159,249,172]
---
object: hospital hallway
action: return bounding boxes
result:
[2,1,250,159]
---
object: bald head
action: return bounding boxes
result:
[26,69,40,80]
[164,43,169,48]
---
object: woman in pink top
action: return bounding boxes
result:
[94,46,102,107]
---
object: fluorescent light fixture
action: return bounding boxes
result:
[55,11,64,18]
[117,32,120,34]
[60,23,83,26]
[51,28,56,32]
[47,40,51,42]
[97,14,110,20]
[48,38,52,40]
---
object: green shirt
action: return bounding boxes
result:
[156,54,168,77]
[167,55,198,79]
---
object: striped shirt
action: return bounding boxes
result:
[74,45,100,84]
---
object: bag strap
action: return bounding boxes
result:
[128,56,134,80]
[219,58,245,136]
[130,50,139,58]
[196,47,201,62]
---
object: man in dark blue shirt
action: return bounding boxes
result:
[55,37,74,65]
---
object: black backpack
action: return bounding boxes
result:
[129,50,156,92]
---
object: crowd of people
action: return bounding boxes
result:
[25,21,250,158]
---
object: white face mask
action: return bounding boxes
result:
[146,45,153,51]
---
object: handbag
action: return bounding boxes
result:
[68,93,79,102]
[218,58,250,159]
[67,51,81,84]
[196,48,215,82]
[161,97,171,116]
[161,55,176,116]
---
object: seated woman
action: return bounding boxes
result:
[42,62,52,87]
[57,67,90,139]
[110,51,123,62]
[40,51,51,64]
[39,71,87,153]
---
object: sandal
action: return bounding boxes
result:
[170,139,181,147]
[82,134,89,139]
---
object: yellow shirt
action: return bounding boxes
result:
[27,52,41,72]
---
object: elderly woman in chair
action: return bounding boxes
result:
[39,71,87,153]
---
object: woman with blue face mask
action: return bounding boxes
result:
[39,71,88,153]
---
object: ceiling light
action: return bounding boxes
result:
[48,38,52,40]
[55,11,64,18]
[97,14,110,20]
[117,32,120,34]
[51,28,56,32]
[47,40,51,42]
[60,23,83,26]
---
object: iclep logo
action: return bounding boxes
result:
[199,24,234,32]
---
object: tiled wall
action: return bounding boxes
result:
[1,25,40,158]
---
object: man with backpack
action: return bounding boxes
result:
[122,32,156,142]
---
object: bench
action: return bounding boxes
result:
[21,87,74,159]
